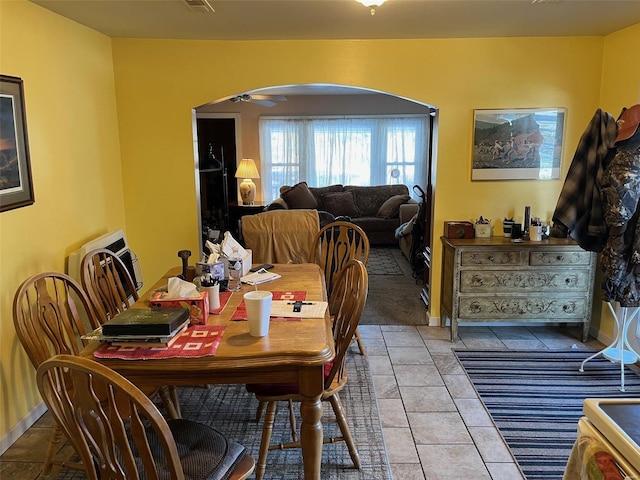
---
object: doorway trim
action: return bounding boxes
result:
[193,112,242,250]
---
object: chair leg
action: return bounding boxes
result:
[41,425,63,478]
[159,386,180,420]
[40,424,84,479]
[329,394,361,469]
[354,327,367,355]
[255,401,278,480]
[168,386,182,418]
[287,399,297,442]
[255,400,267,423]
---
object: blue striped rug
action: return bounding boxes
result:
[454,349,640,480]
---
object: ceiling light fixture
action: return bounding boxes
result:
[356,0,386,15]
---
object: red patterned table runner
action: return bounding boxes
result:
[231,291,306,322]
[93,325,225,360]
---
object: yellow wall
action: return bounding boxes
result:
[0,0,126,441]
[2,0,640,445]
[111,36,612,315]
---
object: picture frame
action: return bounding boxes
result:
[1,75,34,212]
[471,108,566,181]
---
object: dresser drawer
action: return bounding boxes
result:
[461,250,523,266]
[460,269,594,293]
[458,296,589,320]
[529,250,593,266]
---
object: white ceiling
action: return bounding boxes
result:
[29,0,640,41]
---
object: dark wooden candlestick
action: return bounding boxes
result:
[178,250,191,280]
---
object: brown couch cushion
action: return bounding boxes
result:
[280,182,318,209]
[376,194,410,219]
[322,191,360,217]
[308,184,344,210]
[344,184,410,216]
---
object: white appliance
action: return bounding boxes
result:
[67,229,143,292]
[582,398,640,478]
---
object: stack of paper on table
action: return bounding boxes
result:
[269,301,328,318]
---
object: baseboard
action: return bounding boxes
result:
[592,328,614,347]
[427,313,440,326]
[0,401,47,456]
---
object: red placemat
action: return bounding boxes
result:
[231,291,306,322]
[210,290,232,315]
[93,325,225,360]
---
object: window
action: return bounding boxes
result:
[259,115,429,201]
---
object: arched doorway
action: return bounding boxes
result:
[194,83,437,309]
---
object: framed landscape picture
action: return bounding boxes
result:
[471,108,566,181]
[0,75,34,212]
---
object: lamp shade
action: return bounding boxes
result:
[356,0,386,6]
[235,158,260,179]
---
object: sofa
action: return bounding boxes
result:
[266,182,419,245]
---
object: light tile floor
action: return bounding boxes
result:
[358,323,604,480]
[0,323,603,480]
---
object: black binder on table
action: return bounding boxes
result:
[101,308,190,337]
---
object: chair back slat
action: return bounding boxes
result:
[325,259,368,389]
[312,221,369,307]
[81,248,139,324]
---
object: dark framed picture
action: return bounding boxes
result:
[0,75,34,212]
[471,108,566,181]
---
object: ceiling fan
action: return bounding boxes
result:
[229,94,287,107]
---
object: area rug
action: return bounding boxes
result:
[55,353,390,480]
[361,247,428,326]
[455,349,640,480]
[367,247,404,276]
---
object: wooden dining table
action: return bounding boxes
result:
[80,263,334,480]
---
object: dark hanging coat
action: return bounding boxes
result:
[551,109,618,252]
[599,144,640,305]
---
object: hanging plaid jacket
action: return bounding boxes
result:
[551,109,618,252]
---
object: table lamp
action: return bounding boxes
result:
[235,158,260,205]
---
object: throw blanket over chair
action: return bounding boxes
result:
[37,355,255,480]
[241,209,320,264]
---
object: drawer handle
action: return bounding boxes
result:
[556,255,564,261]
[488,256,494,261]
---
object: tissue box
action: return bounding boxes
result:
[149,291,209,326]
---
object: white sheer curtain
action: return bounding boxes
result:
[259,115,429,201]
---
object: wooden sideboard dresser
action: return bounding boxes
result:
[440,236,597,342]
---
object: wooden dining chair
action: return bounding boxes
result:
[312,220,370,355]
[12,272,106,477]
[81,247,181,418]
[37,354,255,480]
[247,259,368,480]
